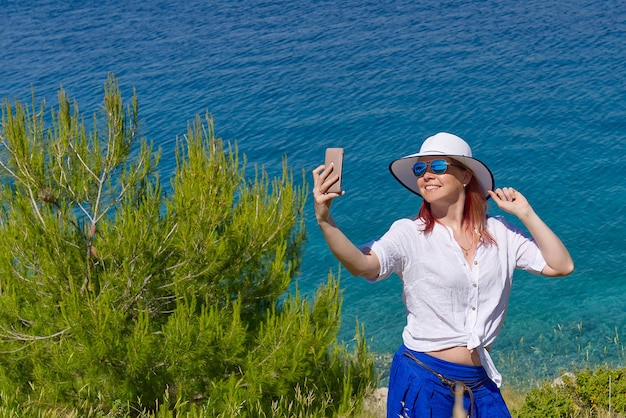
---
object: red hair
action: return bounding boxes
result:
[417,175,496,246]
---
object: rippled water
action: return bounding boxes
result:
[2,0,625,388]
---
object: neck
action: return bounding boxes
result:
[430,200,466,231]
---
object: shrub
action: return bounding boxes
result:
[514,376,576,417]
[0,74,375,416]
[513,367,626,417]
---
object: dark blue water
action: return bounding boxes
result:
[2,0,625,388]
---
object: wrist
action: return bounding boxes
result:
[517,208,542,228]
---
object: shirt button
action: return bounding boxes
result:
[472,283,478,288]
[472,306,476,310]
[474,260,478,265]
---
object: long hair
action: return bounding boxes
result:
[417,175,496,245]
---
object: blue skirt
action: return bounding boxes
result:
[387,344,511,418]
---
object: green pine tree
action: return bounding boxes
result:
[0,74,375,417]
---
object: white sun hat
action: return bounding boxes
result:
[389,132,495,198]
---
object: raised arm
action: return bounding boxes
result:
[488,187,574,277]
[312,164,381,278]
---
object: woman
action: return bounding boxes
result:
[312,132,574,417]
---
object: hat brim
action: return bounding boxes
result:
[389,152,495,198]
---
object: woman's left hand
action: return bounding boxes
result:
[488,187,532,218]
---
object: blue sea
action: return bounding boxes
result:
[2,0,625,389]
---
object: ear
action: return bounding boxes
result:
[462,170,473,185]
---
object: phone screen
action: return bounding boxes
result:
[324,148,344,193]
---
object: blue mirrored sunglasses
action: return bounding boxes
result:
[412,159,461,177]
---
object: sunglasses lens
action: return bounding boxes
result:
[430,159,449,174]
[413,162,427,177]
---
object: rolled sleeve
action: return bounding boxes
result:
[359,219,413,282]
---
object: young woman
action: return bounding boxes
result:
[312,132,574,418]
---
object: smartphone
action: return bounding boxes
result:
[324,147,344,194]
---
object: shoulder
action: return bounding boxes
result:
[486,215,507,229]
[486,215,533,241]
[375,218,425,245]
[487,215,526,233]
[388,217,425,233]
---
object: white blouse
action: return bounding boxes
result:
[364,216,547,387]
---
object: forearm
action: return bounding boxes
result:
[489,187,574,277]
[317,216,380,278]
[312,163,380,278]
[519,209,574,277]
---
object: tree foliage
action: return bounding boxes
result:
[0,74,375,417]
[513,367,626,417]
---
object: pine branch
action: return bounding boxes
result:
[0,325,69,342]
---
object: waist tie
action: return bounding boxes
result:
[403,350,489,418]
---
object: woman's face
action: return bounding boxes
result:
[415,157,470,203]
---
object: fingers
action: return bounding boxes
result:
[489,187,533,219]
[490,187,517,202]
[312,163,340,197]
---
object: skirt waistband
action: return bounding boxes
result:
[401,346,490,418]
[401,345,489,382]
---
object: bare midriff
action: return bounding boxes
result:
[426,346,487,366]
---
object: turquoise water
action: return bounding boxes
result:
[2,0,625,388]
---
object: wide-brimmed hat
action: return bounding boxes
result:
[389,132,494,197]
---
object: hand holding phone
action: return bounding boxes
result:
[324,148,344,194]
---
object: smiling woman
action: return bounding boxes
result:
[412,157,470,205]
[311,132,574,418]
[389,133,495,199]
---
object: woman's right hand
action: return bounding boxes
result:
[312,163,344,224]
[311,163,381,279]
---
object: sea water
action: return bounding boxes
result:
[2,0,625,388]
